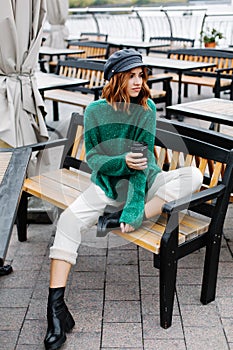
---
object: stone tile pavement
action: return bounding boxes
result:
[0,84,233,350]
[0,203,232,350]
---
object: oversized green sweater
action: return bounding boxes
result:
[84,98,161,228]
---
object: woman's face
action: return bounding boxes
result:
[126,67,143,98]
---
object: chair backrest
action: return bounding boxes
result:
[155,121,233,218]
[56,59,105,89]
[80,32,108,42]
[167,48,233,73]
[61,113,233,210]
[68,41,110,59]
[60,112,91,173]
[149,36,195,54]
[157,118,233,151]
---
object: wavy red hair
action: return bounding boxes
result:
[102,66,151,112]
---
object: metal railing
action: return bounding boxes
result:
[65,5,233,47]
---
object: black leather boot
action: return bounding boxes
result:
[44,287,75,350]
[97,210,123,237]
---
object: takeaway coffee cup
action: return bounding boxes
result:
[131,141,148,158]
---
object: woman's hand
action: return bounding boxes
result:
[120,222,135,233]
[125,152,147,170]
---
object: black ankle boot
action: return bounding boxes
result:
[44,287,75,350]
[97,210,123,237]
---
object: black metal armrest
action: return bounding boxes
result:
[63,156,92,174]
[16,138,68,153]
[162,184,226,214]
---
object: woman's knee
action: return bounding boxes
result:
[190,166,203,191]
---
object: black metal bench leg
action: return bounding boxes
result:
[158,218,178,329]
[53,101,59,122]
[16,192,28,242]
[200,229,222,304]
[184,83,188,98]
[159,253,177,329]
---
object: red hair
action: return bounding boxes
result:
[102,66,151,112]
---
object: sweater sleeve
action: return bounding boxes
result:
[120,101,157,228]
[119,170,148,228]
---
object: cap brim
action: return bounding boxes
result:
[119,62,146,73]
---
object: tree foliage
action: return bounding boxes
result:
[69,0,170,7]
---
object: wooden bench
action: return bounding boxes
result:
[166,48,233,99]
[149,36,195,54]
[46,41,110,73]
[0,148,31,275]
[67,40,110,59]
[16,113,233,329]
[44,59,105,121]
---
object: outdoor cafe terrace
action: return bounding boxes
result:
[1,82,233,350]
[0,2,233,349]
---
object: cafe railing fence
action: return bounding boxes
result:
[63,6,233,47]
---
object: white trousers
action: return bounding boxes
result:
[50,167,203,265]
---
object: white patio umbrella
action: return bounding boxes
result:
[44,0,69,48]
[0,0,49,174]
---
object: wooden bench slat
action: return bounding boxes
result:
[23,169,91,209]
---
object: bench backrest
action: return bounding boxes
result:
[56,59,105,90]
[68,40,110,59]
[80,32,108,42]
[168,48,233,74]
[149,36,195,54]
[155,123,233,202]
[63,113,233,213]
[157,118,233,151]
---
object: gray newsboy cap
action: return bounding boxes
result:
[104,48,146,81]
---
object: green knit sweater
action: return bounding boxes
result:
[84,98,161,228]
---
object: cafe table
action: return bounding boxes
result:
[39,46,85,61]
[35,71,89,123]
[35,71,89,96]
[39,46,85,72]
[106,39,169,56]
[142,56,216,104]
[166,98,233,131]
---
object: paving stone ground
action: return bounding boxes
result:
[0,81,232,350]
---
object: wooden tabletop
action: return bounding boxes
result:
[35,71,89,92]
[0,152,12,184]
[0,147,32,264]
[143,56,216,104]
[143,56,216,72]
[167,98,233,127]
[107,40,169,55]
[39,46,85,58]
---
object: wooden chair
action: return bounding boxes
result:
[17,113,233,329]
[167,48,233,99]
[67,40,110,59]
[43,59,105,121]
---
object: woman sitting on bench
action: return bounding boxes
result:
[44,49,203,350]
